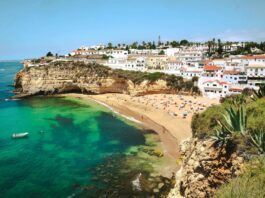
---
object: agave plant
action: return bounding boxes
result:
[250,130,265,154]
[252,84,265,101]
[220,105,247,136]
[211,125,231,143]
[212,105,247,147]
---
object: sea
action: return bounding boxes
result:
[0,61,170,197]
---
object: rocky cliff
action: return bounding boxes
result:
[167,138,244,198]
[14,61,176,97]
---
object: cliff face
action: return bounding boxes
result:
[168,138,244,198]
[14,61,173,97]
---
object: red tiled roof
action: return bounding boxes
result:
[203,65,222,71]
[241,55,265,60]
[229,88,243,92]
[203,80,228,85]
[223,70,241,75]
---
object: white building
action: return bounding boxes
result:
[222,70,247,85]
[180,67,202,79]
[129,49,160,56]
[70,49,128,59]
[246,65,265,86]
[200,79,245,99]
[164,48,181,56]
[106,56,147,71]
[201,80,230,98]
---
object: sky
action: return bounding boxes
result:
[0,0,265,60]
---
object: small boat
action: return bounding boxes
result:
[12,132,29,139]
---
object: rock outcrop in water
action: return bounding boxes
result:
[14,61,191,97]
[167,138,244,198]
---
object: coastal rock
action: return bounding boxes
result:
[167,138,244,198]
[14,61,174,97]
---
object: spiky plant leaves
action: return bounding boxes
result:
[211,120,232,148]
[250,130,265,154]
[252,84,265,101]
[220,105,247,136]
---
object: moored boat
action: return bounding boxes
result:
[12,132,29,139]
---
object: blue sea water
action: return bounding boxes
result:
[0,62,163,197]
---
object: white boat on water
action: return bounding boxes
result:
[12,132,29,139]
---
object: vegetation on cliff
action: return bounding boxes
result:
[190,85,265,196]
[192,94,265,152]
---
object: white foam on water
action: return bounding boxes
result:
[89,98,142,124]
[132,173,142,191]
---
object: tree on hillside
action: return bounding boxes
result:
[180,39,189,46]
[107,43,113,49]
[192,76,199,82]
[131,42,138,49]
[142,41,146,48]
[102,54,110,59]
[170,41,179,48]
[217,39,223,57]
[46,52,54,57]
[159,50,165,55]
[151,41,156,49]
[212,38,216,50]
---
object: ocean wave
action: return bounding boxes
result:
[4,98,21,101]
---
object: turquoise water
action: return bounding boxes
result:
[0,62,166,197]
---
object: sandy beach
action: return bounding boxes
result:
[64,93,219,159]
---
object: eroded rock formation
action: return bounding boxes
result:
[167,138,244,198]
[14,61,173,97]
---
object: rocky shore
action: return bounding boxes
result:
[168,138,244,197]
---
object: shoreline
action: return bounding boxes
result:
[63,93,180,159]
[61,93,219,160]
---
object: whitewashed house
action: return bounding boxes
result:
[246,64,265,86]
[222,70,248,85]
[201,80,229,98]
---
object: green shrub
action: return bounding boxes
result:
[247,98,265,132]
[144,72,165,82]
[192,97,265,139]
[191,105,225,138]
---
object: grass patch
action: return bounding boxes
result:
[216,157,265,198]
